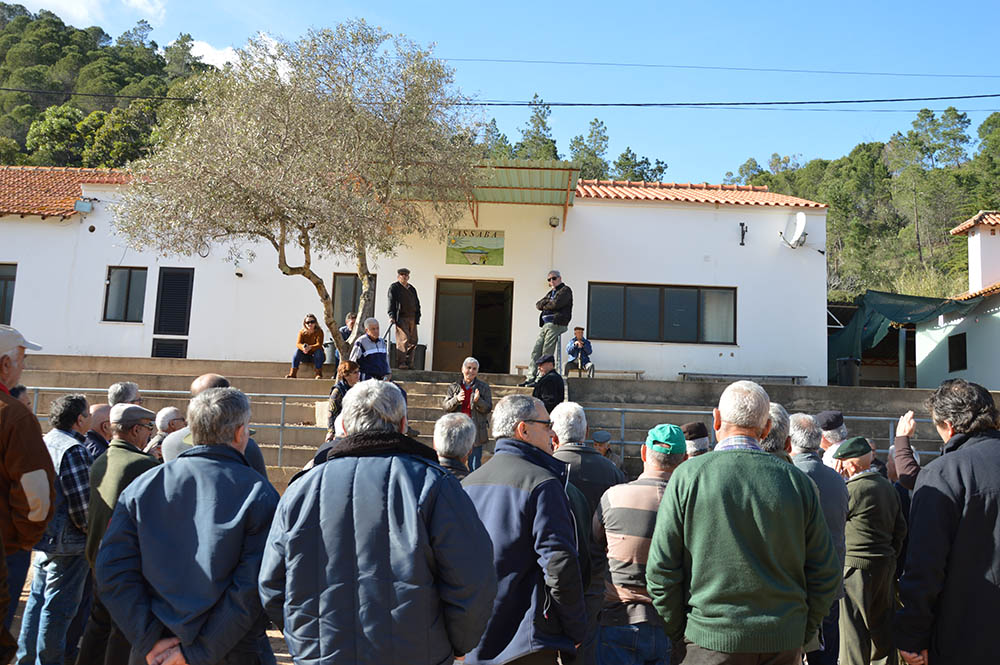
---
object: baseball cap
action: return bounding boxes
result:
[0,324,42,356]
[645,424,686,455]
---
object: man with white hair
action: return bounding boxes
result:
[551,401,624,665]
[145,406,185,460]
[350,318,391,381]
[816,410,848,469]
[0,325,54,631]
[443,357,493,471]
[434,412,477,480]
[790,413,848,665]
[107,381,141,407]
[760,402,793,463]
[647,380,841,664]
[260,380,496,664]
[98,388,279,665]
[463,394,587,665]
[520,270,573,387]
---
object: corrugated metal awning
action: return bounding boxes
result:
[471,159,580,229]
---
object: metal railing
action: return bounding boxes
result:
[24,386,329,467]
[582,406,942,462]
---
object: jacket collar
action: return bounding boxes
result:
[555,442,600,455]
[177,443,250,466]
[437,456,469,473]
[109,438,149,455]
[328,430,437,463]
[944,429,1000,455]
[495,437,568,482]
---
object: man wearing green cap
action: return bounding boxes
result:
[833,437,906,665]
[593,424,687,665]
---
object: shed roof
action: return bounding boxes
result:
[475,159,580,206]
[574,179,826,208]
[949,210,1000,236]
[0,166,129,218]
[954,279,1000,301]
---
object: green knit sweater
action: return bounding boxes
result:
[646,448,841,654]
[844,470,906,569]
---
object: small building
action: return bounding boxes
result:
[916,211,1000,389]
[0,163,829,383]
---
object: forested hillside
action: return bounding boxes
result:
[0,3,208,167]
[1,3,995,302]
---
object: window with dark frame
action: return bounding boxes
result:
[0,264,15,325]
[587,281,737,344]
[948,333,967,373]
[332,273,377,328]
[103,267,147,322]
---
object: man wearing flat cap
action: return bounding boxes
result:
[594,424,688,665]
[681,421,712,457]
[833,437,906,665]
[388,268,421,370]
[531,354,564,415]
[77,403,159,663]
[592,430,623,469]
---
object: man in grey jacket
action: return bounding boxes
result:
[442,357,493,470]
[791,412,848,665]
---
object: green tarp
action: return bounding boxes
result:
[828,290,983,380]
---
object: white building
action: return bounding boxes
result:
[0,163,829,383]
[917,211,1000,389]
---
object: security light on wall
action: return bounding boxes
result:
[548,216,560,228]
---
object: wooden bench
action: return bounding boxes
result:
[678,372,807,385]
[515,365,645,381]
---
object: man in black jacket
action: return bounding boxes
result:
[387,268,421,370]
[532,355,564,415]
[894,379,1000,665]
[521,270,572,387]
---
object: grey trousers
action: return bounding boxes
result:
[680,640,801,665]
[527,323,567,381]
[839,561,898,665]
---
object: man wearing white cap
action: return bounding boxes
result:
[0,324,54,631]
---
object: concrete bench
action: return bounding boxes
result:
[515,365,645,381]
[678,372,807,385]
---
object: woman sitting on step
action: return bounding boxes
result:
[287,313,326,378]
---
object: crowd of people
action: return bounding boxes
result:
[2,308,999,665]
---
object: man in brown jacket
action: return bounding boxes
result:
[0,325,55,631]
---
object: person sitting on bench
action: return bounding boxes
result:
[565,326,594,378]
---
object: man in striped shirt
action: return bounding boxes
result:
[593,423,688,665]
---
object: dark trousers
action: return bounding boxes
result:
[395,318,418,368]
[840,561,897,665]
[507,650,560,665]
[76,593,131,665]
[292,348,325,369]
[467,445,484,471]
[805,601,839,665]
[680,640,801,665]
[65,571,93,662]
[3,550,30,630]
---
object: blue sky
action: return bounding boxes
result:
[23,0,1000,183]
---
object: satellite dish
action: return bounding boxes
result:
[780,212,807,248]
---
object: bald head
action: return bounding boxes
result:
[191,373,230,396]
[89,403,112,439]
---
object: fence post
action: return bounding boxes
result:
[278,397,286,467]
[32,388,39,414]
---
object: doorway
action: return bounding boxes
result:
[433,279,513,373]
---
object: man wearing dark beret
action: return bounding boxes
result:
[681,421,712,456]
[833,437,906,665]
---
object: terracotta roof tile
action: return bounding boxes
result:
[954,279,1000,301]
[950,210,1000,236]
[0,166,130,218]
[575,179,826,208]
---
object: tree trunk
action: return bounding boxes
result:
[912,182,924,265]
[352,240,379,341]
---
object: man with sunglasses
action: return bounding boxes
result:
[520,271,573,388]
[463,394,587,665]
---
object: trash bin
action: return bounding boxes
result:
[836,357,860,386]
[324,341,341,366]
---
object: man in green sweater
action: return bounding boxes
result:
[832,437,906,665]
[76,403,159,665]
[646,380,841,664]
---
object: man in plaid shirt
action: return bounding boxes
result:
[16,394,93,665]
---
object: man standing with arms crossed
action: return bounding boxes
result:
[521,270,572,387]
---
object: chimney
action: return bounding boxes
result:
[967,222,1000,293]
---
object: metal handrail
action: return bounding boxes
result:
[582,406,942,461]
[24,386,331,467]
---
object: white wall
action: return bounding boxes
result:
[0,184,828,383]
[916,295,1000,390]
[968,226,1000,292]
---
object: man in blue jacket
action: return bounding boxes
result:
[564,327,594,378]
[463,394,587,665]
[96,388,279,665]
[259,379,496,665]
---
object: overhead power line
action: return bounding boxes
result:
[2,85,999,110]
[441,57,1000,80]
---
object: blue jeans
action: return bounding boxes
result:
[598,623,671,665]
[16,552,89,665]
[467,445,484,471]
[4,550,31,630]
[292,348,325,369]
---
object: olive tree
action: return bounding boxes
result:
[112,20,483,357]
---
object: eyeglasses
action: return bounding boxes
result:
[546,276,559,282]
[305,321,317,325]
[135,423,154,430]
[523,418,553,428]
[129,398,144,405]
